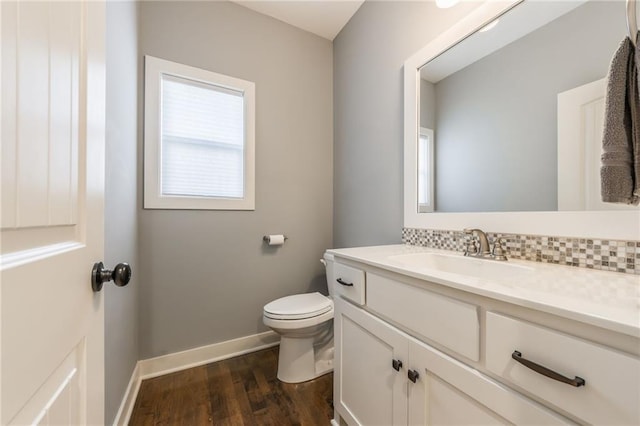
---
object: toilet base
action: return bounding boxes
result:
[313,345,334,379]
[276,335,334,384]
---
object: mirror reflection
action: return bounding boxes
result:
[418,0,638,213]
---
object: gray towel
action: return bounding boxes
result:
[601,36,640,205]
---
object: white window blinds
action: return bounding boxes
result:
[144,56,255,210]
[160,75,245,199]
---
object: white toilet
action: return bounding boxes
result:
[263,253,335,383]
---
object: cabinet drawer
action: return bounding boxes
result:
[333,262,366,305]
[367,273,479,361]
[486,312,640,425]
[408,338,571,425]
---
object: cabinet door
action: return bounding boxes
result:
[335,298,409,426]
[407,340,509,425]
[407,339,571,426]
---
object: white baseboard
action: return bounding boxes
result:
[112,330,279,425]
[112,363,141,426]
[138,330,279,380]
[330,419,340,426]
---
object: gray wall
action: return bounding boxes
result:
[138,1,333,358]
[105,1,139,424]
[420,79,436,130]
[433,1,625,212]
[333,1,480,248]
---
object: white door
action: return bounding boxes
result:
[1,1,106,425]
[557,78,639,211]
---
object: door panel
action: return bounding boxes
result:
[423,376,509,425]
[335,298,408,426]
[407,339,570,426]
[1,0,80,245]
[10,343,82,426]
[1,1,105,424]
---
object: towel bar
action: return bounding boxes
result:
[628,0,638,47]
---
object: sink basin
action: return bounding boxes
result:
[388,252,534,281]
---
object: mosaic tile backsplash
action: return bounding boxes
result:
[402,228,640,275]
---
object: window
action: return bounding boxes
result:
[418,127,434,213]
[144,56,255,210]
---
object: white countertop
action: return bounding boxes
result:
[327,244,640,338]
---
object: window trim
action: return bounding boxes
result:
[417,127,434,213]
[144,55,255,210]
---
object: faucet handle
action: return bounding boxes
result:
[492,238,508,261]
[464,238,478,256]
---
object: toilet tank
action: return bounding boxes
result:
[322,252,335,298]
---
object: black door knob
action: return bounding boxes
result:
[92,262,132,292]
[408,369,419,383]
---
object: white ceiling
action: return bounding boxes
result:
[230,0,365,40]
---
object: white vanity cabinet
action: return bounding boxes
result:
[335,296,569,426]
[330,250,640,426]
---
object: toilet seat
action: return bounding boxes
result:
[263,292,332,320]
[263,308,333,331]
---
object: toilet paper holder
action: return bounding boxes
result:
[262,235,288,243]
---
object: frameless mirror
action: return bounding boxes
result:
[417,0,638,213]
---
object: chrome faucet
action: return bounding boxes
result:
[463,228,491,256]
[463,228,508,261]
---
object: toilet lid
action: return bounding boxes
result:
[264,292,333,320]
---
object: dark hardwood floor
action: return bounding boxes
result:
[129,346,333,425]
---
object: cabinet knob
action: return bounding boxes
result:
[408,369,419,383]
[392,359,403,371]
